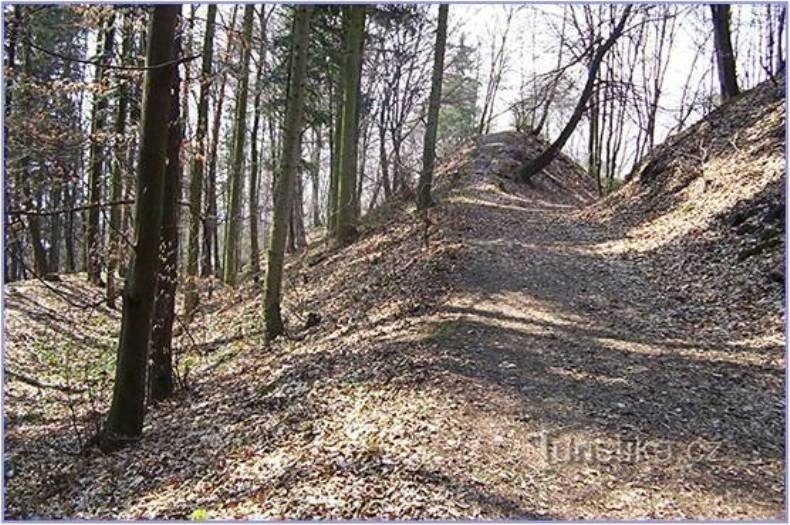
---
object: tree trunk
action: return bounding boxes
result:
[26,189,47,277]
[108,11,131,307]
[16,17,47,278]
[223,5,254,286]
[149,30,182,404]
[118,23,146,280]
[292,171,307,250]
[310,127,323,227]
[327,79,342,236]
[262,7,312,341]
[518,6,631,183]
[249,6,267,282]
[85,14,116,286]
[64,182,77,272]
[378,115,391,200]
[101,5,179,449]
[416,4,449,211]
[204,6,239,279]
[184,4,216,316]
[777,7,786,73]
[3,6,20,282]
[587,72,601,195]
[48,185,62,273]
[334,6,366,246]
[711,4,740,100]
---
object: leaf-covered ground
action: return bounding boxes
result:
[3,81,785,519]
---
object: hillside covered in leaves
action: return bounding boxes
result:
[4,76,785,518]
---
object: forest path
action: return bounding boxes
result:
[410,173,785,518]
[2,169,783,521]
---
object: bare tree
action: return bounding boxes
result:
[519,5,632,183]
[262,7,313,340]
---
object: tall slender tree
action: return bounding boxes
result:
[12,7,47,279]
[248,6,268,282]
[101,5,179,448]
[309,127,323,227]
[327,77,343,235]
[85,13,115,286]
[223,5,255,286]
[3,6,20,282]
[262,7,313,340]
[205,6,239,279]
[107,11,132,307]
[334,6,366,245]
[184,4,217,317]
[416,4,449,211]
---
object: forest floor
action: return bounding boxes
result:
[5,174,784,519]
[3,83,786,520]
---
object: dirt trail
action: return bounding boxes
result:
[4,138,783,520]
[418,173,784,518]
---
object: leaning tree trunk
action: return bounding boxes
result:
[334,6,366,246]
[184,4,216,317]
[711,4,740,101]
[518,6,631,183]
[149,30,183,404]
[85,14,116,286]
[416,4,449,211]
[262,7,313,340]
[223,5,255,286]
[101,5,179,449]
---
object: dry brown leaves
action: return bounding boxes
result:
[3,80,785,519]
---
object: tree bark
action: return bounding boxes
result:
[262,7,312,341]
[416,4,449,211]
[310,127,323,227]
[327,73,342,236]
[64,182,77,272]
[711,4,740,100]
[334,6,365,246]
[149,28,183,404]
[48,185,62,273]
[101,5,179,448]
[292,170,307,251]
[777,7,786,73]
